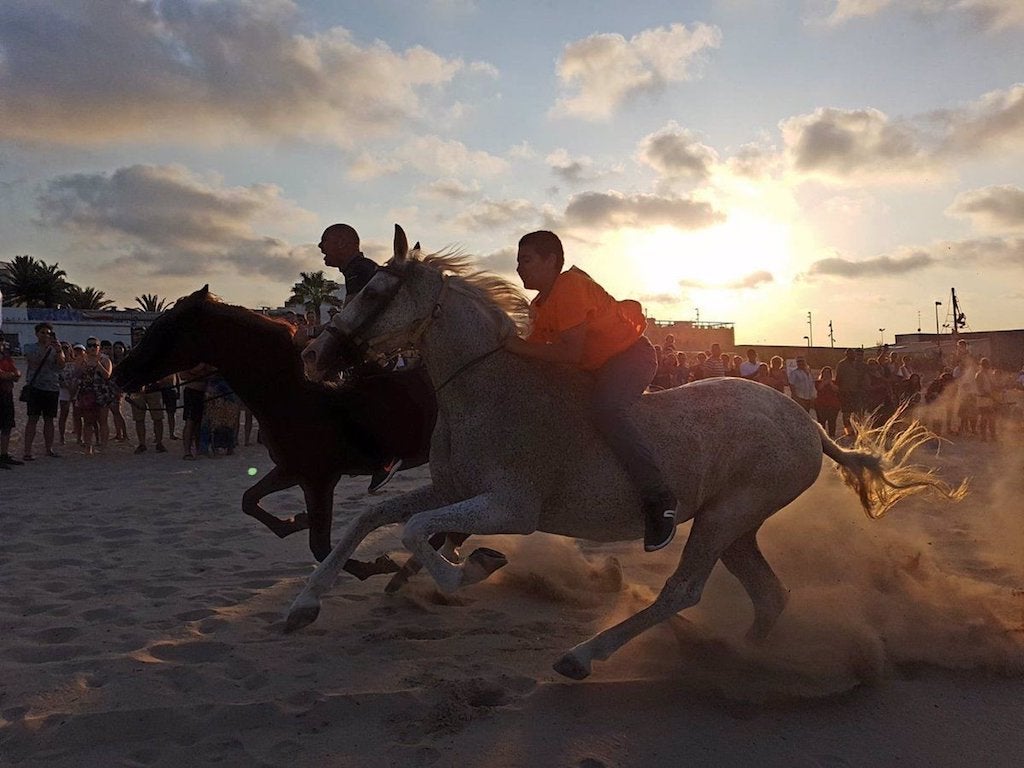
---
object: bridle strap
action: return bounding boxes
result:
[434,344,504,393]
[364,276,448,350]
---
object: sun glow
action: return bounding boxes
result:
[627,209,795,293]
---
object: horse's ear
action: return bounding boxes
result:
[201,284,209,296]
[394,224,409,264]
[413,241,421,250]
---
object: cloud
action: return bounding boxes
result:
[638,123,719,181]
[638,293,684,305]
[780,107,931,180]
[475,246,518,275]
[822,0,894,26]
[805,235,1024,280]
[35,164,316,280]
[779,84,1024,183]
[346,135,509,180]
[561,191,725,230]
[724,142,780,179]
[418,178,481,201]
[0,0,474,147]
[546,149,612,185]
[806,251,936,278]
[679,271,774,290]
[942,235,1024,265]
[820,0,1024,32]
[937,84,1024,157]
[552,23,722,120]
[452,198,539,231]
[947,185,1024,232]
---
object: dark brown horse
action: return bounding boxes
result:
[113,286,437,577]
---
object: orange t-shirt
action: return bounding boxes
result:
[527,267,645,371]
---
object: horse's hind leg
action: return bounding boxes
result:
[242,466,306,537]
[383,533,469,594]
[720,527,787,642]
[553,504,756,680]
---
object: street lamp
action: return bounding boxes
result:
[934,301,942,336]
[878,328,885,346]
[802,335,810,347]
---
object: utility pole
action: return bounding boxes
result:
[806,311,813,347]
[828,320,835,348]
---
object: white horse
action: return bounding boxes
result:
[291,225,966,679]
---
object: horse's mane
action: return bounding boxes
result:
[412,248,531,334]
[200,294,299,343]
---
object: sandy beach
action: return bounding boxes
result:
[1,426,1022,767]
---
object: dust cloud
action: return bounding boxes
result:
[470,437,1024,701]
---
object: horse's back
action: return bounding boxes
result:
[472,371,826,541]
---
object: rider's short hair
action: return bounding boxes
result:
[519,231,564,270]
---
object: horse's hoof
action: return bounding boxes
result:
[552,652,591,680]
[462,547,508,586]
[384,559,420,594]
[283,597,321,633]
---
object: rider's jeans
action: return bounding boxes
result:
[590,336,675,509]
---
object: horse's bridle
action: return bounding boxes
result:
[324,264,449,363]
[323,263,504,392]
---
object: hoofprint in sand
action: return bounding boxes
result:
[1,435,1022,767]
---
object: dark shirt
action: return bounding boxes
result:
[342,253,379,299]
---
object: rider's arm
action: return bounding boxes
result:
[504,323,586,366]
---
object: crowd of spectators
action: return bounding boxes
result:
[4,323,1023,473]
[1,322,254,470]
[651,335,1024,441]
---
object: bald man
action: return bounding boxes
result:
[318,223,409,493]
[319,223,379,304]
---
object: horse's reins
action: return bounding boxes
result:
[123,371,237,414]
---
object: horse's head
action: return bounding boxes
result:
[113,286,210,391]
[304,225,436,381]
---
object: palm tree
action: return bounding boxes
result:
[287,271,343,318]
[63,285,115,310]
[134,294,173,312]
[0,255,70,307]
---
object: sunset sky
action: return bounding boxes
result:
[2,0,1022,346]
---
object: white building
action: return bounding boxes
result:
[0,306,160,353]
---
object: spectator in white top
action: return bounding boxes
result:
[738,348,760,379]
[897,355,913,380]
[788,357,817,413]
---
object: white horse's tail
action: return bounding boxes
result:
[820,406,968,519]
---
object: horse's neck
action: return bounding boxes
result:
[422,291,508,391]
[202,309,304,413]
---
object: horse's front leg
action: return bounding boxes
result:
[301,478,400,579]
[285,484,447,632]
[242,466,307,538]
[402,493,539,593]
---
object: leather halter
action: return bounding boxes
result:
[325,266,449,360]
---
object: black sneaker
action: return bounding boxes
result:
[0,454,24,466]
[368,458,403,494]
[643,505,677,552]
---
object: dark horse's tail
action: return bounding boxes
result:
[819,406,967,519]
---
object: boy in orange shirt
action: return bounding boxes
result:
[504,230,677,551]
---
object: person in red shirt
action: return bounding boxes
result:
[504,230,676,551]
[0,341,23,467]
